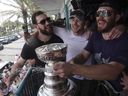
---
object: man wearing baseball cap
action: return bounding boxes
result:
[54,1,127,95]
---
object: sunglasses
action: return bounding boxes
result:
[96,10,113,17]
[38,17,51,25]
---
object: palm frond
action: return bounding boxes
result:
[0,0,40,35]
[0,1,20,9]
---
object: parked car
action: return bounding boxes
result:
[2,37,11,44]
[0,43,4,50]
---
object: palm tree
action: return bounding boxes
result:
[0,0,40,36]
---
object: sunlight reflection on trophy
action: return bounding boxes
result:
[35,43,77,96]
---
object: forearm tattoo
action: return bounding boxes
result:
[10,68,21,78]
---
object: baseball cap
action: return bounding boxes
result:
[70,9,85,21]
[99,1,121,13]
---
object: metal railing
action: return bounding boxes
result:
[15,67,44,96]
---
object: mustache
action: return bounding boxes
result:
[38,27,53,36]
[97,19,106,23]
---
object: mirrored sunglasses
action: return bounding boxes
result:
[96,10,113,17]
[39,17,51,25]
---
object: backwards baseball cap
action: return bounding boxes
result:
[99,1,121,13]
[70,9,85,21]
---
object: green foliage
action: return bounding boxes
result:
[0,20,23,36]
[0,0,40,35]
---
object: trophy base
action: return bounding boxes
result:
[37,79,77,96]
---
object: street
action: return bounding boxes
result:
[0,37,25,61]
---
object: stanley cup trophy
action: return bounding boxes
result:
[35,43,77,96]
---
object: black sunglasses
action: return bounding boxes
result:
[96,10,113,17]
[39,17,51,25]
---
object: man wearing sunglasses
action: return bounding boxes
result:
[6,11,63,86]
[53,8,125,96]
[54,2,128,95]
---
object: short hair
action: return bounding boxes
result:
[31,11,45,24]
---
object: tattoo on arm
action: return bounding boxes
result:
[10,69,22,78]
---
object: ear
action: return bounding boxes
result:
[115,14,121,22]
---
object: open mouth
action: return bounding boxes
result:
[98,20,106,27]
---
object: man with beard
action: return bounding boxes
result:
[6,11,63,86]
[53,9,125,96]
[54,2,128,95]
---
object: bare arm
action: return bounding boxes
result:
[54,49,124,80]
[69,50,91,64]
[6,57,26,86]
[11,57,26,73]
[71,62,124,80]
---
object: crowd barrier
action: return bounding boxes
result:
[15,67,44,96]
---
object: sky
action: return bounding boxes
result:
[0,0,18,24]
[0,0,12,11]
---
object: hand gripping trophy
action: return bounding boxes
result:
[35,43,77,96]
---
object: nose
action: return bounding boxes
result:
[45,20,50,24]
[45,20,52,26]
[97,16,104,20]
[72,20,78,26]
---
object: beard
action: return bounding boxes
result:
[97,19,115,33]
[39,27,53,36]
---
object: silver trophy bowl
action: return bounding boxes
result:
[35,43,77,96]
